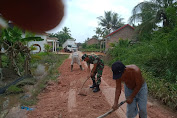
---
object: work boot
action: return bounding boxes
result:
[90,80,96,88]
[80,65,83,70]
[71,65,73,72]
[93,84,100,92]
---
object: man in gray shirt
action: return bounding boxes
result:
[71,49,83,71]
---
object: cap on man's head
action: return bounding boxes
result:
[82,54,88,61]
[112,61,126,80]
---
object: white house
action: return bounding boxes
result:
[1,31,59,54]
[27,34,48,53]
[27,34,59,54]
[47,37,59,52]
[1,21,59,54]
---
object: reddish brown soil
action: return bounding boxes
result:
[27,53,177,118]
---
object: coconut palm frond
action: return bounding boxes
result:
[129,13,143,24]
[97,11,124,31]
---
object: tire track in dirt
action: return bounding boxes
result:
[68,89,77,112]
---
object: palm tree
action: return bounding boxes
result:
[97,11,125,32]
[102,29,110,38]
[49,26,73,46]
[129,0,175,34]
[94,27,103,39]
[112,13,124,31]
[62,27,71,36]
[97,11,112,31]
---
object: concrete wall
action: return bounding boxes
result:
[28,34,47,53]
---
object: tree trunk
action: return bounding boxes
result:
[24,58,28,76]
[0,45,2,80]
[24,53,31,76]
[0,46,2,68]
[0,27,2,68]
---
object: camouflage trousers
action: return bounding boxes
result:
[91,62,104,85]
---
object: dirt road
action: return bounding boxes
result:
[27,52,177,118]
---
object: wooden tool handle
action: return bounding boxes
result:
[97,100,126,118]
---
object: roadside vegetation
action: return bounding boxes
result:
[0,23,69,116]
[106,35,177,110]
[104,0,177,109]
[0,26,43,76]
[20,52,68,106]
[85,0,177,111]
[81,43,104,52]
[0,52,68,114]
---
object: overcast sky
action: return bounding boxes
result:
[47,0,145,43]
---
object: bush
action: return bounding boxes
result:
[58,47,63,51]
[105,29,177,110]
[81,44,101,52]
[143,71,177,109]
[44,44,52,53]
[2,55,9,68]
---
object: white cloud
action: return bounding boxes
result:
[48,0,147,43]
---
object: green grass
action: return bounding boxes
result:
[20,53,68,106]
[6,85,24,94]
[16,77,37,87]
[143,71,177,109]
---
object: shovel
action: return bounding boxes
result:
[78,76,90,96]
[97,100,126,118]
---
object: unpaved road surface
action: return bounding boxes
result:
[27,52,177,118]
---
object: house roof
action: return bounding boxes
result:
[88,37,98,40]
[106,24,134,37]
[86,38,98,42]
[47,37,58,40]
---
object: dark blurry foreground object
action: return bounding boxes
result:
[0,0,64,33]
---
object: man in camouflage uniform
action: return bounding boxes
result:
[82,54,104,92]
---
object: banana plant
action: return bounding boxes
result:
[1,26,43,76]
